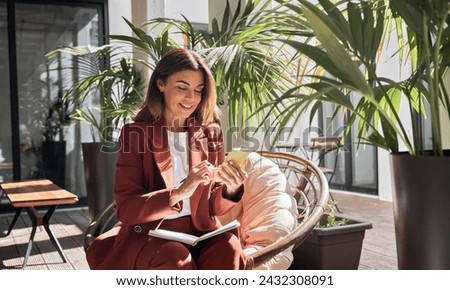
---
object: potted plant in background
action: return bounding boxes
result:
[290,203,372,270]
[264,0,450,269]
[41,91,71,188]
[46,44,146,221]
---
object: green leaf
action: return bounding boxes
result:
[301,3,373,97]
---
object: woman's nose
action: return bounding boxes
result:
[185,90,194,99]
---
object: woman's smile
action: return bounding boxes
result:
[179,102,194,109]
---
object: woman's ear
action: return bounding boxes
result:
[156,79,165,92]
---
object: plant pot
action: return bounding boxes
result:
[82,142,119,222]
[391,151,450,269]
[41,141,66,188]
[290,216,372,270]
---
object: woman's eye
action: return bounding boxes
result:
[195,90,203,94]
[177,86,187,91]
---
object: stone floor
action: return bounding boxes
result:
[0,191,397,270]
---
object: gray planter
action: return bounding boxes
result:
[290,215,372,270]
[82,142,118,222]
[391,151,450,269]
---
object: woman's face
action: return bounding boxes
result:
[158,69,204,128]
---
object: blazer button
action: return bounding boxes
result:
[134,225,142,233]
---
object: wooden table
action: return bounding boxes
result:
[0,179,78,268]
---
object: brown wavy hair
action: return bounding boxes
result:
[133,48,221,125]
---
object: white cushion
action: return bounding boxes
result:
[219,152,298,270]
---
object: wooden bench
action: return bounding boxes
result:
[0,179,78,268]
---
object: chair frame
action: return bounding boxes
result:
[83,151,330,270]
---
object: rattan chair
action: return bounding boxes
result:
[83,151,330,270]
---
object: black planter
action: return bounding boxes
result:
[391,151,450,269]
[290,216,372,270]
[41,141,66,188]
[82,142,119,222]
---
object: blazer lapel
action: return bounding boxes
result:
[150,119,173,188]
[187,118,208,168]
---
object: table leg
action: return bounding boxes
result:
[22,209,38,268]
[22,206,68,268]
[42,206,68,263]
[1,208,23,237]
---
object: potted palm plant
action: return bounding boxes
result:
[264,0,450,269]
[46,45,146,220]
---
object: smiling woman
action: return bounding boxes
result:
[86,47,249,270]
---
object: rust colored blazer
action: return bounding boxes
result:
[86,118,241,269]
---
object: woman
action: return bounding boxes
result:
[86,48,248,270]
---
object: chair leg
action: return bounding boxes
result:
[328,192,343,213]
[327,168,343,213]
[328,148,343,213]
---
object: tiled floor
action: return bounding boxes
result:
[0,191,398,270]
[331,191,398,269]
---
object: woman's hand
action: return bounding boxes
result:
[169,160,214,207]
[214,160,248,198]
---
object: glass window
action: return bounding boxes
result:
[321,95,378,195]
[0,2,12,187]
[13,2,103,197]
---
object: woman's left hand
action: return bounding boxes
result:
[214,160,248,197]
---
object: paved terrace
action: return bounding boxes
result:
[0,191,397,270]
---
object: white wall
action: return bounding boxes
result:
[377,148,393,201]
[166,0,208,23]
[108,0,132,36]
[208,0,239,26]
[147,0,165,20]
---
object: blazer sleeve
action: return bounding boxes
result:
[114,123,181,225]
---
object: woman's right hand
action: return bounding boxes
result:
[169,160,215,206]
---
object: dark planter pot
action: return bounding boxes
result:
[42,141,66,188]
[82,142,119,222]
[391,151,450,269]
[290,216,372,270]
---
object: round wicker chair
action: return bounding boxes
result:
[83,151,330,270]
